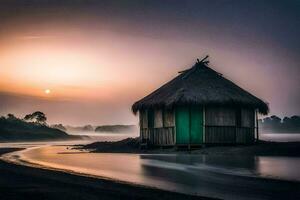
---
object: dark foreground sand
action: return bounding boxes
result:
[0,148,212,200]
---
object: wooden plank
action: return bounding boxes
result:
[256,110,259,141]
[145,127,175,146]
[154,109,163,128]
[205,126,236,143]
[203,106,206,143]
[141,110,148,128]
[241,108,255,127]
[164,109,175,127]
[148,109,154,128]
[205,107,236,126]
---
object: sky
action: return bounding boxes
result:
[0,0,299,125]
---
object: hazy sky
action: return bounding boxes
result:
[0,0,299,125]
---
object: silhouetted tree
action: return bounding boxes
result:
[0,113,69,141]
[51,124,66,131]
[7,113,17,120]
[270,115,281,123]
[83,125,94,132]
[24,114,32,121]
[24,111,47,125]
[260,115,300,133]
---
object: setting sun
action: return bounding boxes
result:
[44,89,51,94]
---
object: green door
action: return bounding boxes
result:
[175,107,190,144]
[190,106,203,144]
[175,106,203,145]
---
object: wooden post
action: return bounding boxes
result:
[173,110,176,145]
[203,106,206,147]
[234,108,238,144]
[256,110,259,142]
[162,109,165,128]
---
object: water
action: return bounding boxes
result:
[13,146,300,182]
[1,132,299,199]
[260,133,300,142]
[2,145,300,200]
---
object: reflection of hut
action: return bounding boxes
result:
[132,56,268,146]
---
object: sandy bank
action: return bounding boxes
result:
[79,138,300,157]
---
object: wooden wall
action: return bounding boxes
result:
[139,108,175,146]
[140,106,255,146]
[139,110,148,128]
[164,109,175,127]
[205,107,236,126]
[204,106,255,144]
[141,127,175,146]
[241,108,254,127]
[205,126,236,143]
[236,127,254,143]
[154,109,163,128]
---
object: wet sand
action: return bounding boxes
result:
[0,148,213,200]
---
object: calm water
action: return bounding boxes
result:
[2,145,299,200]
[1,132,300,199]
[260,133,300,142]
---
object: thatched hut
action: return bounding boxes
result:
[132,56,268,146]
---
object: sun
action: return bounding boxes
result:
[44,89,51,94]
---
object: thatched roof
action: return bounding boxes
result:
[132,57,269,115]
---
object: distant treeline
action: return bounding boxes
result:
[63,125,94,133]
[52,124,137,134]
[95,125,137,133]
[0,112,77,141]
[259,115,300,133]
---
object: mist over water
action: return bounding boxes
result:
[260,133,300,142]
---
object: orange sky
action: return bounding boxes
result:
[0,1,299,125]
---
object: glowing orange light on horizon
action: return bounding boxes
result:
[44,89,51,94]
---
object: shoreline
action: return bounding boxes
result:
[1,144,300,200]
[0,148,212,200]
[6,145,300,183]
[0,135,88,143]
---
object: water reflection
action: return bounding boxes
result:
[140,154,258,177]
[2,145,299,199]
[256,156,300,180]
